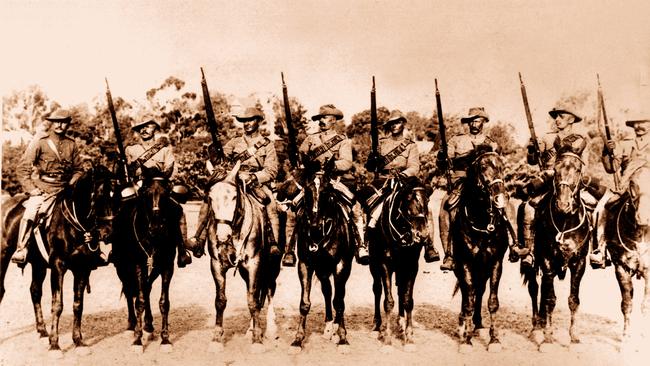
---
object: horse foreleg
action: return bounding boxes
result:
[333,261,352,349]
[380,262,394,346]
[614,264,634,338]
[472,279,486,332]
[318,272,333,330]
[265,290,278,340]
[209,256,227,351]
[143,271,157,335]
[132,266,147,350]
[48,261,66,353]
[539,272,556,344]
[30,262,48,339]
[526,269,540,329]
[290,261,313,350]
[568,258,586,344]
[245,263,264,346]
[398,264,417,350]
[487,259,503,350]
[159,266,173,350]
[0,244,12,304]
[72,271,90,348]
[457,268,475,347]
[370,262,383,334]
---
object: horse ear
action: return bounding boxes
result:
[225,160,241,182]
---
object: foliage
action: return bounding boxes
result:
[1,143,24,196]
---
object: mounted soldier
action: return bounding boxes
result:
[123,116,193,268]
[518,104,602,267]
[283,104,370,265]
[436,107,500,271]
[361,109,439,262]
[12,109,85,265]
[590,117,650,268]
[190,106,282,257]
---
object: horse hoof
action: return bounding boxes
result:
[48,349,64,359]
[337,344,351,354]
[476,328,490,342]
[208,342,224,353]
[488,342,502,353]
[123,330,135,338]
[322,321,334,340]
[74,346,92,356]
[404,344,417,353]
[131,345,144,354]
[250,343,265,354]
[458,343,473,354]
[160,343,173,353]
[144,331,155,341]
[331,334,340,344]
[288,345,302,355]
[531,330,545,346]
[39,336,50,346]
[370,330,380,339]
[380,345,394,354]
[538,342,556,353]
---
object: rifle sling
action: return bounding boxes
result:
[380,139,412,166]
[135,140,167,167]
[308,134,344,161]
[232,137,270,164]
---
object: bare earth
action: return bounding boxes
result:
[1,195,649,366]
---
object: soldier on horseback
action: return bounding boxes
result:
[590,117,650,268]
[12,109,86,265]
[190,106,282,257]
[282,104,370,265]
[518,104,602,268]
[361,109,439,262]
[436,107,500,271]
[123,116,193,268]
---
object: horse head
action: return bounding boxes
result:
[629,163,650,227]
[209,160,241,245]
[303,157,336,231]
[553,152,584,214]
[392,181,431,246]
[468,146,507,209]
[139,166,172,234]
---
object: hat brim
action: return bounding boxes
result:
[384,117,407,127]
[132,120,160,131]
[625,119,650,127]
[45,116,72,123]
[548,109,582,123]
[461,115,489,124]
[311,114,344,121]
[235,115,263,122]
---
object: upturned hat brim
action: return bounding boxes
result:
[132,119,161,131]
[625,119,650,127]
[235,115,263,122]
[311,113,344,121]
[45,110,72,122]
[461,115,489,124]
[548,109,582,123]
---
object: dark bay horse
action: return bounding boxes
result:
[207,161,282,354]
[0,166,117,357]
[451,148,510,352]
[602,161,650,340]
[285,158,355,354]
[112,167,182,353]
[368,176,431,352]
[523,152,592,349]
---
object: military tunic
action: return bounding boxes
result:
[377,136,419,180]
[224,134,278,185]
[299,129,353,174]
[605,136,650,175]
[447,133,499,182]
[125,138,175,179]
[17,133,83,194]
[537,130,588,170]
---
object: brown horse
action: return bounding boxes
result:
[0,166,117,357]
[451,148,511,353]
[522,152,592,350]
[368,176,431,352]
[206,161,282,354]
[602,161,650,340]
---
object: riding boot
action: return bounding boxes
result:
[438,206,454,271]
[189,200,210,258]
[282,210,297,267]
[265,202,282,257]
[11,218,33,265]
[520,202,535,268]
[353,204,370,265]
[176,212,193,268]
[589,190,615,269]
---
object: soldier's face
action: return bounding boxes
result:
[243,119,260,134]
[554,113,573,130]
[139,123,157,140]
[390,120,404,135]
[634,122,649,137]
[469,118,485,135]
[52,120,70,135]
[319,115,336,131]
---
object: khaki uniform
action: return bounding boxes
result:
[377,136,419,180]
[299,130,353,177]
[604,136,650,179]
[447,133,499,182]
[125,138,175,178]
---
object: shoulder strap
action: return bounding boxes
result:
[46,138,63,161]
[381,139,412,166]
[232,137,271,163]
[135,139,167,167]
[308,134,344,161]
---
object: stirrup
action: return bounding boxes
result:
[589,250,606,269]
[282,251,297,267]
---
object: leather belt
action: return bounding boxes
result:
[40,174,65,183]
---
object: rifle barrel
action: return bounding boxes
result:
[518,72,542,167]
[434,79,452,190]
[200,67,224,160]
[281,72,298,168]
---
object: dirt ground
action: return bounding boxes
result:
[1,194,649,366]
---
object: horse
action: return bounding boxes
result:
[206,160,282,353]
[284,157,355,354]
[522,151,592,350]
[112,166,183,353]
[367,176,431,352]
[0,165,117,357]
[602,161,650,340]
[451,147,511,352]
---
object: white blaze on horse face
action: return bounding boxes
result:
[312,175,321,213]
[209,182,238,242]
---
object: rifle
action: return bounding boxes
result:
[434,79,452,191]
[369,76,380,179]
[104,78,132,184]
[518,72,542,168]
[281,72,299,168]
[200,67,224,162]
[597,74,620,190]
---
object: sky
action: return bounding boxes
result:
[2,0,649,141]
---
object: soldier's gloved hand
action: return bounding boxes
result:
[239,171,252,184]
[29,188,43,196]
[436,151,449,170]
[603,140,616,156]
